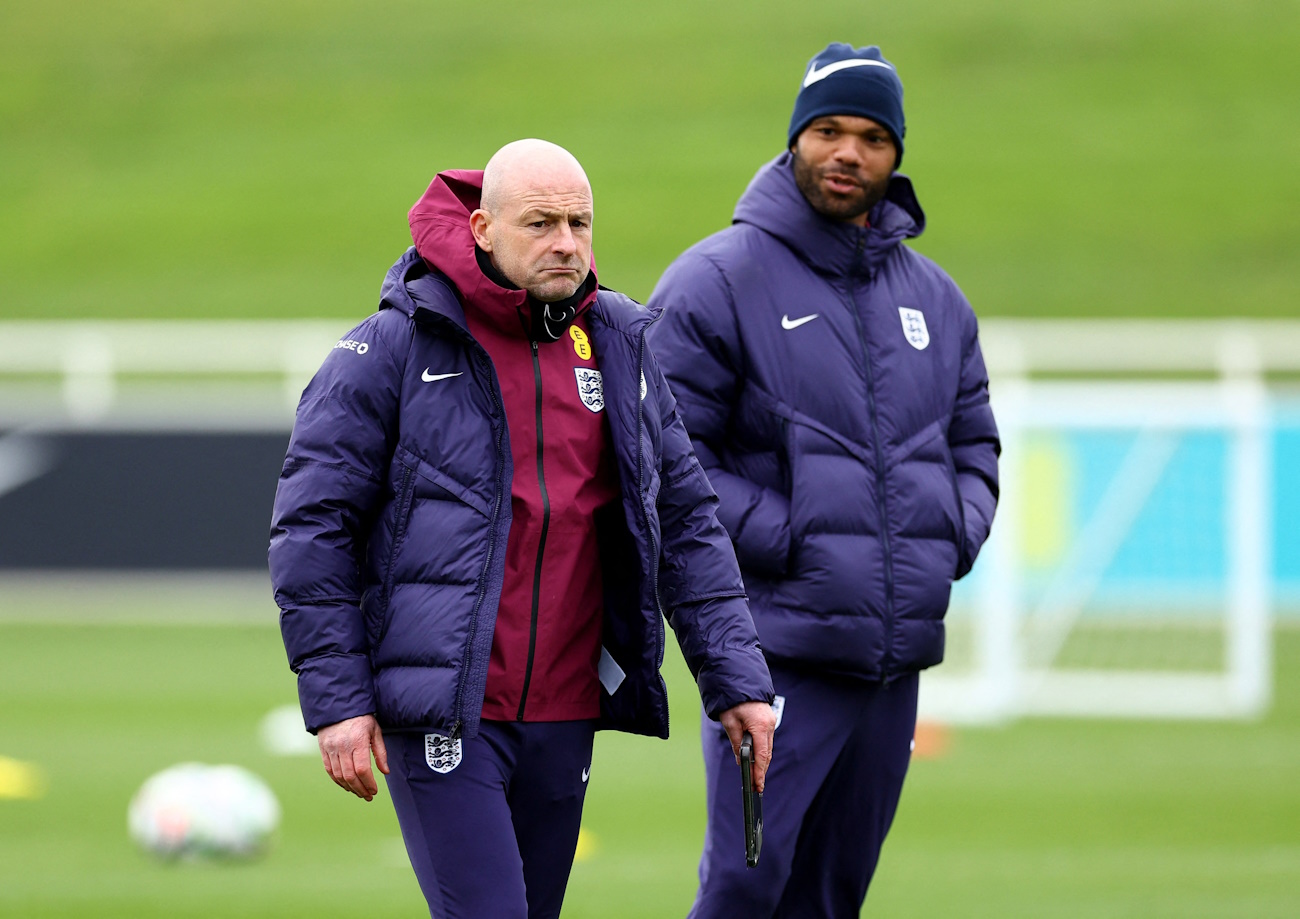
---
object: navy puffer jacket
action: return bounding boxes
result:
[270,248,773,739]
[648,155,999,679]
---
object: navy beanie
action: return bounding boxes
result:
[787,43,905,166]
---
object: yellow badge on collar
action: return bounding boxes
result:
[570,326,592,360]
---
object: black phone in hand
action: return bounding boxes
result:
[740,732,763,868]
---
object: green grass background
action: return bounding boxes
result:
[2,1,1298,321]
[1,614,1297,918]
[3,2,1299,916]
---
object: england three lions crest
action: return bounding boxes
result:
[424,733,462,774]
[574,368,604,413]
[898,307,930,350]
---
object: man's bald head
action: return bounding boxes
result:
[480,139,591,216]
[470,139,595,302]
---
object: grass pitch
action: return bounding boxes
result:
[0,598,1297,918]
[2,0,1298,321]
[2,1,1299,915]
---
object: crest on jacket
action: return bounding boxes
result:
[899,308,930,350]
[424,733,462,773]
[574,368,605,413]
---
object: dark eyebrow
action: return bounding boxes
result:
[520,207,592,222]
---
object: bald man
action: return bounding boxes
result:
[270,140,776,919]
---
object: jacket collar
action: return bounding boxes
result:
[379,251,657,350]
[379,247,467,326]
[406,169,598,340]
[732,152,925,279]
[590,289,661,340]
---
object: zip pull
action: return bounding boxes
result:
[852,233,869,279]
[532,340,539,355]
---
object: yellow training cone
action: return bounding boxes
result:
[573,827,599,862]
[0,755,47,800]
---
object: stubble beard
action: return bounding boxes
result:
[490,240,586,302]
[791,152,889,224]
[527,265,587,303]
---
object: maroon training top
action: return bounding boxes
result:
[408,170,619,722]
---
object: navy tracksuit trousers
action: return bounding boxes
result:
[689,665,919,919]
[384,720,595,919]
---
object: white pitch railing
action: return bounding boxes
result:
[1,318,1299,424]
[1,318,1295,721]
[978,318,1300,377]
[0,320,342,426]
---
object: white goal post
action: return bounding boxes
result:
[918,320,1298,723]
[920,377,1272,723]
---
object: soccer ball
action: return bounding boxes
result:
[128,763,280,860]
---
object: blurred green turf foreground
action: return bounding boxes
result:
[2,1,1298,321]
[0,611,1297,918]
[2,2,1299,916]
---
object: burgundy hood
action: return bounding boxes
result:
[407,169,598,331]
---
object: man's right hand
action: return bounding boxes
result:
[719,700,777,793]
[316,714,389,802]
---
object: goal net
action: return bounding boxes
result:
[922,376,1272,722]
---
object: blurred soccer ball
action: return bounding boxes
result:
[128,763,280,860]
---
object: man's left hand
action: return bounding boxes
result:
[719,701,777,793]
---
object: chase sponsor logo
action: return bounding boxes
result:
[334,338,369,355]
[575,368,604,413]
[898,308,929,351]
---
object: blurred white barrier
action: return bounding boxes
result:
[978,319,1300,376]
[0,320,342,428]
[1,318,1295,721]
[1,318,1299,425]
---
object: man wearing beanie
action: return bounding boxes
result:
[270,139,776,919]
[648,44,1000,916]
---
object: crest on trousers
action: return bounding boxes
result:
[899,308,930,350]
[424,733,462,774]
[575,368,605,413]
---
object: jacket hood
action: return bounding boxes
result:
[378,246,458,322]
[407,169,598,337]
[732,153,925,278]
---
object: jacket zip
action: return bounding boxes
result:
[516,339,550,720]
[844,233,899,677]
[633,324,669,734]
[447,300,665,735]
[451,346,508,738]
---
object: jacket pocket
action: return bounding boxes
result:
[939,436,969,578]
[778,416,883,615]
[364,462,415,653]
[381,465,416,605]
[783,412,875,544]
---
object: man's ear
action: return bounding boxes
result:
[469,209,493,251]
